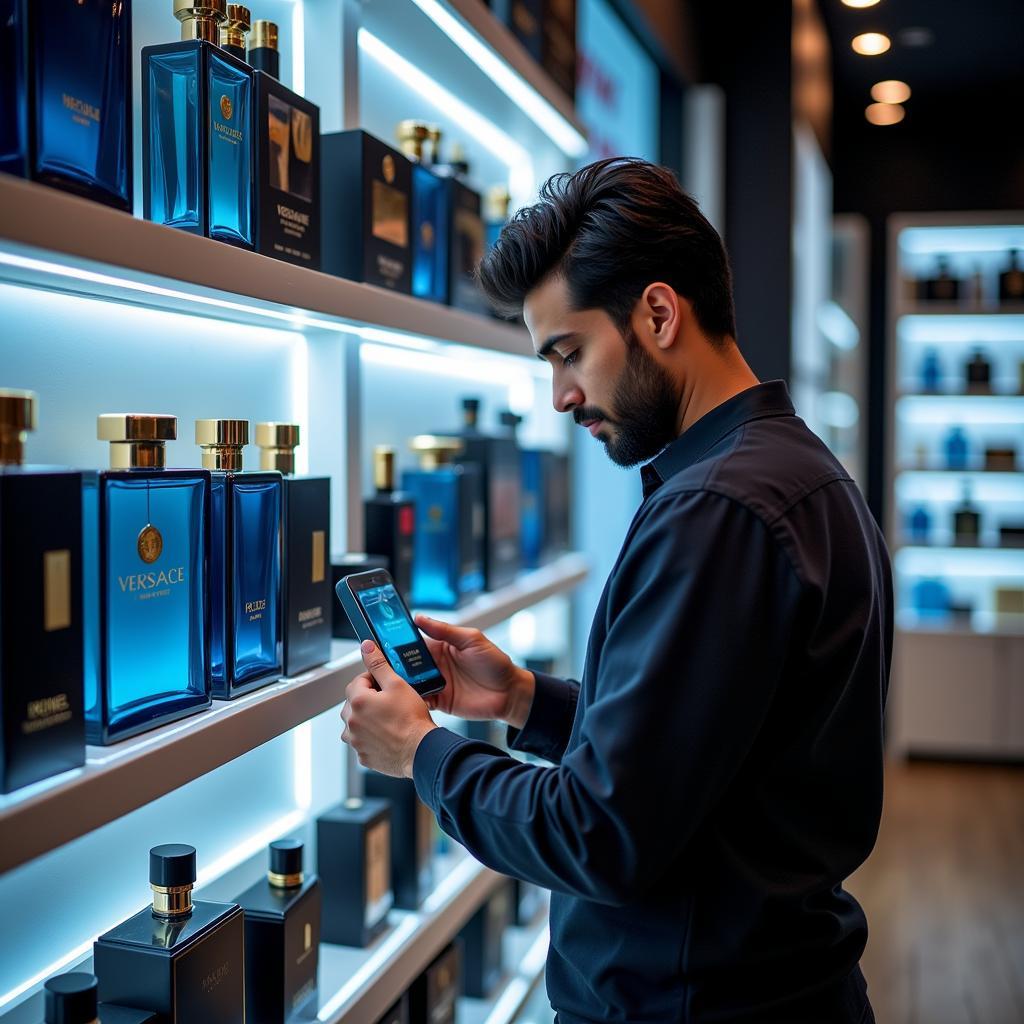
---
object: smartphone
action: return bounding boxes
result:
[336,569,446,697]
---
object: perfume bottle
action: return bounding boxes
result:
[321,129,413,291]
[920,349,941,393]
[1,390,84,792]
[94,845,245,1023]
[316,796,394,947]
[142,1,254,247]
[924,256,959,303]
[403,436,485,609]
[84,415,211,745]
[953,485,980,546]
[943,426,969,471]
[493,0,543,60]
[0,0,132,210]
[409,944,459,1024]
[195,419,282,699]
[42,973,158,1024]
[364,446,416,601]
[251,20,321,268]
[908,505,931,545]
[364,772,435,910]
[1000,248,1024,304]
[912,578,951,618]
[218,2,249,60]
[397,120,449,304]
[484,185,511,251]
[458,880,513,998]
[235,839,321,1023]
[965,349,992,395]
[255,423,331,677]
[454,398,522,591]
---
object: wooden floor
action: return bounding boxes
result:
[847,759,1024,1024]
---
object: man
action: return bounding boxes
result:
[340,158,892,1023]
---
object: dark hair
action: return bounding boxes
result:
[477,158,736,343]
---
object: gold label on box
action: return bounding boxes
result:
[365,818,391,912]
[43,549,71,632]
[382,154,396,184]
[372,180,409,249]
[22,692,72,735]
[311,529,325,583]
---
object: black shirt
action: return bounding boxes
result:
[413,381,893,1023]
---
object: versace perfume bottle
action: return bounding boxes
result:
[0,0,132,210]
[321,130,412,291]
[42,973,158,1024]
[965,349,992,395]
[317,796,394,947]
[84,415,211,745]
[484,186,511,251]
[255,423,331,677]
[943,426,969,471]
[218,3,249,60]
[142,1,254,247]
[953,485,981,546]
[458,881,513,998]
[364,773,434,910]
[236,839,321,1022]
[94,845,245,1023]
[1000,248,1024,304]
[195,419,282,699]
[251,20,321,269]
[920,349,941,393]
[397,120,449,304]
[364,446,416,601]
[403,436,485,609]
[923,256,959,303]
[454,398,522,590]
[409,944,459,1024]
[1,390,84,792]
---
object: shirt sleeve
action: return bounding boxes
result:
[505,670,580,764]
[412,489,802,906]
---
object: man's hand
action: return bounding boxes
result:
[415,615,536,730]
[340,640,437,778]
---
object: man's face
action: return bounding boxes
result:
[524,275,680,467]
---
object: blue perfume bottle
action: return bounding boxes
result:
[907,505,931,545]
[195,420,282,699]
[0,0,133,210]
[920,349,941,393]
[84,415,211,745]
[141,1,254,247]
[403,436,484,609]
[397,121,450,304]
[943,426,969,470]
[484,185,511,250]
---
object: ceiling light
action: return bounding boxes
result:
[871,79,911,103]
[842,0,880,8]
[852,32,891,55]
[865,102,904,125]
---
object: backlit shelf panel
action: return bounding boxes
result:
[894,545,1024,578]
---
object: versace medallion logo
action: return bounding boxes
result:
[382,154,396,184]
[304,923,312,951]
[137,524,163,564]
[421,221,435,250]
[220,94,233,120]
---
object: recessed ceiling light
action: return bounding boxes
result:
[842,0,881,8]
[871,80,911,104]
[865,102,905,125]
[852,32,891,55]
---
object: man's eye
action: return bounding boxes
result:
[563,349,579,367]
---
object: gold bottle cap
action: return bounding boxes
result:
[485,185,511,222]
[426,125,442,163]
[373,445,397,491]
[174,0,227,43]
[0,388,37,466]
[196,418,248,471]
[219,3,251,50]
[98,414,175,469]
[409,435,463,470]
[251,18,278,51]
[396,120,431,162]
[255,421,299,474]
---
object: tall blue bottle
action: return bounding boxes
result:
[0,0,132,210]
[397,121,449,304]
[195,419,282,699]
[403,436,484,609]
[84,415,211,745]
[943,426,969,470]
[141,1,254,248]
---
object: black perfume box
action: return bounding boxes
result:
[542,451,571,559]
[282,476,332,676]
[1,468,85,793]
[444,177,488,315]
[364,493,416,602]
[365,772,435,909]
[458,880,513,998]
[330,553,389,639]
[317,797,393,947]
[376,992,410,1024]
[254,72,321,269]
[409,944,459,1024]
[98,1006,160,1023]
[322,130,413,292]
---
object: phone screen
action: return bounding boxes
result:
[355,582,440,686]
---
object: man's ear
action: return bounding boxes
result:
[637,283,682,352]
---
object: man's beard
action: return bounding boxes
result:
[576,330,681,468]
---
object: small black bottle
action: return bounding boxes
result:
[364,446,416,602]
[999,248,1024,304]
[953,485,981,547]
[236,839,321,1023]
[965,349,992,395]
[924,256,960,303]
[42,972,157,1023]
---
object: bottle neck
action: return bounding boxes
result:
[201,446,244,472]
[268,869,304,889]
[259,448,295,474]
[151,883,194,919]
[180,15,220,43]
[0,433,24,466]
[109,442,166,470]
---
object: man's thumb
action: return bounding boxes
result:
[360,640,404,690]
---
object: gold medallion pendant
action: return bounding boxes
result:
[137,524,163,564]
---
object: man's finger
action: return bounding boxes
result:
[415,615,480,651]
[360,640,405,690]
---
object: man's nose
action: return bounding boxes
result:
[552,376,584,415]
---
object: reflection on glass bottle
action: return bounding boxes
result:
[943,426,969,471]
[908,505,931,545]
[923,255,959,303]
[0,0,133,210]
[94,845,245,1023]
[397,120,449,304]
[84,415,210,745]
[1000,248,1024,304]
[195,419,281,699]
[965,349,992,395]
[920,349,941,393]
[364,445,416,601]
[952,484,980,547]
[142,1,254,247]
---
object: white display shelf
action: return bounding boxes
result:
[896,304,1024,318]
[0,553,589,875]
[0,174,533,357]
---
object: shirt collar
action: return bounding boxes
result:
[640,380,795,499]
